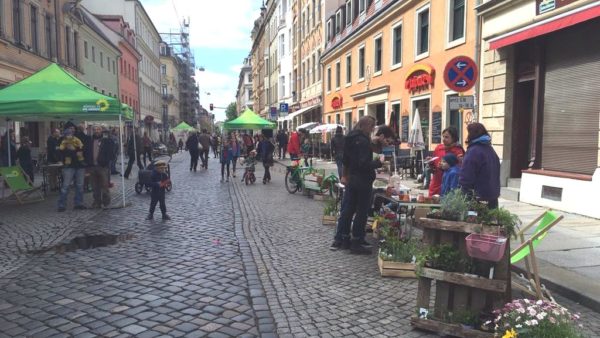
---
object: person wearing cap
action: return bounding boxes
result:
[440,153,460,196]
[146,160,171,220]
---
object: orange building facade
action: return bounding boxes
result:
[321,0,476,149]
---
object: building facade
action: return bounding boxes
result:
[236,56,253,113]
[477,0,600,217]
[278,0,294,121]
[99,15,141,118]
[250,5,268,118]
[82,0,162,127]
[159,42,180,131]
[321,0,475,148]
[265,0,278,119]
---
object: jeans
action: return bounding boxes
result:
[89,166,110,207]
[334,185,372,241]
[57,167,85,208]
[232,156,238,174]
[200,149,210,168]
[149,190,167,216]
[335,158,343,179]
[221,161,230,178]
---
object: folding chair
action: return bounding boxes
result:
[0,166,45,204]
[510,210,563,301]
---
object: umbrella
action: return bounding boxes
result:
[309,123,345,134]
[408,108,426,174]
[171,121,196,132]
[296,122,319,131]
[224,108,275,130]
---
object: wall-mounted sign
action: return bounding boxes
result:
[331,94,343,110]
[443,56,478,92]
[449,95,475,110]
[279,103,289,116]
[405,64,435,93]
[270,107,277,119]
[536,0,580,15]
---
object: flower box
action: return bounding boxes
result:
[322,215,337,226]
[378,256,416,278]
[411,318,494,338]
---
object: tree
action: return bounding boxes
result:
[225,102,238,122]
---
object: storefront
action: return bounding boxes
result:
[479,0,600,217]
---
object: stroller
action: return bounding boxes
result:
[240,153,257,185]
[135,156,172,194]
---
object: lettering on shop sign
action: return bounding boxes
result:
[536,0,581,15]
[405,64,435,93]
[331,94,343,110]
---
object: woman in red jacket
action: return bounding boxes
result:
[287,130,301,159]
[428,126,465,196]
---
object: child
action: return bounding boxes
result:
[146,160,171,220]
[241,150,257,182]
[440,153,460,196]
[59,129,85,166]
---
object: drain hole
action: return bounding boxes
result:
[29,234,134,255]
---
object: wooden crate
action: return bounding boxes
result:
[412,218,511,337]
[378,256,416,278]
[322,215,337,226]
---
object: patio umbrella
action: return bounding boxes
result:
[408,108,426,174]
[309,123,345,134]
[296,122,319,131]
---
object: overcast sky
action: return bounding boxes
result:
[141,0,262,121]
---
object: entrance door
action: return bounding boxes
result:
[375,103,386,125]
[511,80,534,178]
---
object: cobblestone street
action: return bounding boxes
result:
[0,153,599,337]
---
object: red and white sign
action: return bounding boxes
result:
[331,94,343,110]
[405,64,435,93]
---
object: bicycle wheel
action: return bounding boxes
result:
[134,182,143,194]
[284,169,299,194]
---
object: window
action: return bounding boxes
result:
[312,0,316,27]
[317,49,322,80]
[335,114,340,124]
[301,62,305,89]
[416,5,430,57]
[84,41,88,59]
[345,111,352,131]
[311,54,316,84]
[327,18,332,40]
[327,115,332,124]
[92,46,95,62]
[65,26,71,65]
[279,34,285,57]
[12,0,21,43]
[307,58,311,85]
[358,108,365,118]
[335,10,341,34]
[45,14,52,58]
[317,0,321,22]
[345,53,351,85]
[30,5,38,53]
[448,0,465,44]
[100,51,103,67]
[359,0,366,14]
[392,22,402,66]
[335,61,340,89]
[279,75,286,98]
[345,1,352,27]
[374,36,382,73]
[161,64,167,75]
[113,60,116,75]
[107,56,110,72]
[326,66,331,92]
[74,32,79,68]
[358,45,365,79]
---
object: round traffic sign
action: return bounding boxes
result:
[443,56,478,92]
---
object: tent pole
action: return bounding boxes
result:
[119,115,126,208]
[6,119,11,167]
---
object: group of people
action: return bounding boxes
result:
[329,118,500,254]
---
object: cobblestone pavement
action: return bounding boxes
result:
[0,154,599,337]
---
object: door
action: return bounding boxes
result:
[376,103,386,125]
[446,94,463,143]
[511,80,534,178]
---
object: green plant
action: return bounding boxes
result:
[440,189,470,221]
[323,197,338,216]
[378,223,421,263]
[447,308,480,327]
[483,207,521,239]
[416,244,465,276]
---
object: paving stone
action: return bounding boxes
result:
[121,324,148,335]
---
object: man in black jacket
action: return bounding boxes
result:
[89,126,114,208]
[331,116,382,254]
[124,128,143,179]
[276,130,288,159]
[186,132,200,172]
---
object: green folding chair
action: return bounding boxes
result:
[510,210,563,300]
[0,166,44,204]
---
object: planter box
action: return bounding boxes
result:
[378,256,416,278]
[322,215,337,226]
[419,267,507,293]
[411,318,494,338]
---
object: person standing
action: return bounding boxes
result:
[276,130,288,159]
[198,129,211,169]
[124,129,143,179]
[46,128,62,191]
[110,128,120,175]
[89,126,114,208]
[331,126,345,178]
[16,137,34,182]
[211,134,220,158]
[146,160,171,220]
[75,124,93,192]
[257,134,275,184]
[427,126,465,196]
[57,128,87,211]
[440,153,460,196]
[142,131,152,167]
[178,138,184,152]
[460,123,501,209]
[220,136,233,182]
[186,132,200,172]
[331,116,383,254]
[230,133,241,177]
[0,129,16,166]
[287,130,300,160]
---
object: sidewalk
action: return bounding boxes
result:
[277,157,600,311]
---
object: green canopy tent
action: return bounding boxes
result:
[170,121,196,132]
[223,108,275,130]
[0,63,133,207]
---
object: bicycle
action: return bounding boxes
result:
[284,157,339,196]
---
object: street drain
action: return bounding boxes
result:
[29,234,135,255]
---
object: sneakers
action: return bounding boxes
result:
[162,214,171,220]
[350,240,372,255]
[146,214,153,220]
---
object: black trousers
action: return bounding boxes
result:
[124,153,143,178]
[221,162,230,178]
[263,163,271,181]
[143,147,152,167]
[200,149,210,168]
[278,146,287,159]
[189,150,199,170]
[149,190,166,216]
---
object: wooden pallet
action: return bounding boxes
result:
[412,218,511,337]
[322,215,337,226]
[378,256,416,278]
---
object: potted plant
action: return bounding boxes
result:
[378,223,421,278]
[447,309,481,330]
[430,189,470,221]
[416,244,470,276]
[322,197,338,226]
[485,299,583,338]
[481,207,521,239]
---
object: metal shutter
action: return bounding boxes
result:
[542,20,600,175]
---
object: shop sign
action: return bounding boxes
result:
[405,64,435,93]
[536,0,580,15]
[331,94,343,110]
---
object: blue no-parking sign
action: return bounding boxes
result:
[443,56,479,92]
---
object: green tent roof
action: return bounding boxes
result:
[0,63,131,121]
[171,121,196,132]
[224,108,275,130]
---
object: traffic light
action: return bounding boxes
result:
[209,103,214,111]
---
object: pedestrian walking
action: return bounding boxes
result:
[146,160,171,220]
[331,126,345,178]
[178,138,184,152]
[242,133,254,154]
[16,137,34,182]
[211,134,220,158]
[220,135,234,182]
[460,123,501,209]
[89,126,114,208]
[198,129,211,169]
[142,131,152,167]
[231,133,241,177]
[330,116,391,254]
[276,130,288,159]
[287,130,300,160]
[257,134,275,184]
[186,132,200,172]
[57,128,87,212]
[124,128,143,179]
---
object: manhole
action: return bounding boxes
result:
[29,234,134,255]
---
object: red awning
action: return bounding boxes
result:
[489,4,600,50]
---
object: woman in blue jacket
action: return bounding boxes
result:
[459,123,501,209]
